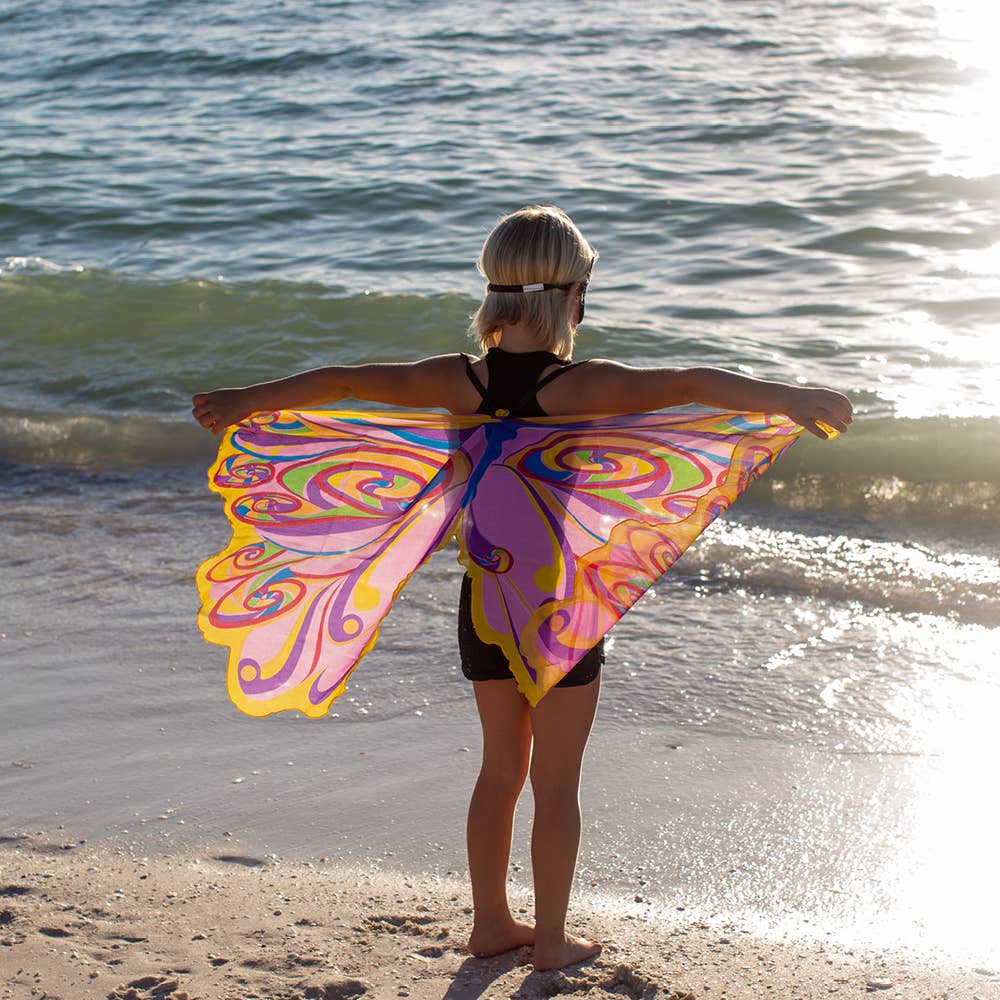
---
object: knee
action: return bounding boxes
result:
[529,765,582,811]
[477,758,529,802]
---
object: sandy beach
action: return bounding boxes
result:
[1,833,997,1000]
[3,469,1000,998]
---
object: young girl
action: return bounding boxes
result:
[193,205,852,972]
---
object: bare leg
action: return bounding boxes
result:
[529,677,602,971]
[466,680,535,957]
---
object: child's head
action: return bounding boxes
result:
[471,205,598,358]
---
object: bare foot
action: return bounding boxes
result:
[467,917,534,958]
[533,931,602,971]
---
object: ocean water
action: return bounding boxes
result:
[2,0,999,966]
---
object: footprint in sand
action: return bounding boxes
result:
[211,853,268,867]
[301,981,369,999]
[0,884,32,897]
[364,913,438,937]
[530,961,693,1000]
[38,925,73,938]
[107,975,182,1000]
[415,945,446,958]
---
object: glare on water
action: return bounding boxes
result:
[917,2,1000,175]
[882,621,1000,964]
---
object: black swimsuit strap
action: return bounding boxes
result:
[462,352,588,417]
[461,353,487,399]
[506,358,587,416]
[534,359,581,393]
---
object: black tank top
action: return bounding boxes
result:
[463,348,583,418]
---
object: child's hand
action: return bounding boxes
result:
[783,386,853,440]
[191,388,256,435]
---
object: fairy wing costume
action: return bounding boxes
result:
[196,408,802,716]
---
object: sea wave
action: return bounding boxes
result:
[749,415,1000,519]
[1,405,996,535]
[0,267,476,415]
[4,265,996,416]
[2,266,999,522]
[679,520,1000,626]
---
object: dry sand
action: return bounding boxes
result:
[1,834,997,1000]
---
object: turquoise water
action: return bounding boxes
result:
[2,0,999,963]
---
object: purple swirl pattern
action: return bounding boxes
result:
[197,410,479,717]
[197,408,801,715]
[457,411,801,701]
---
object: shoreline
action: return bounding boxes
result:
[1,833,997,1000]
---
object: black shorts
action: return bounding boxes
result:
[457,575,603,687]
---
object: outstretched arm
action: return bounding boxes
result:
[575,362,853,439]
[192,355,462,434]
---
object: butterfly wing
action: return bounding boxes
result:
[196,409,479,717]
[198,408,801,714]
[458,410,802,705]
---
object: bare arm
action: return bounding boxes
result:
[192,355,464,434]
[559,361,853,439]
[194,354,853,440]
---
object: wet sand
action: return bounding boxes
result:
[1,834,997,1000]
[4,476,1000,996]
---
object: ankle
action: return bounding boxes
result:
[472,907,516,929]
[533,925,568,947]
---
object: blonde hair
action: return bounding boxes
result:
[470,205,598,359]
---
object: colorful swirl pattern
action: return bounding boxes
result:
[197,409,802,715]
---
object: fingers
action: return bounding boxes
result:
[192,402,214,424]
[803,419,832,440]
[192,392,224,433]
[191,393,214,419]
[804,390,854,441]
[825,391,854,426]
[809,409,852,440]
[816,411,850,434]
